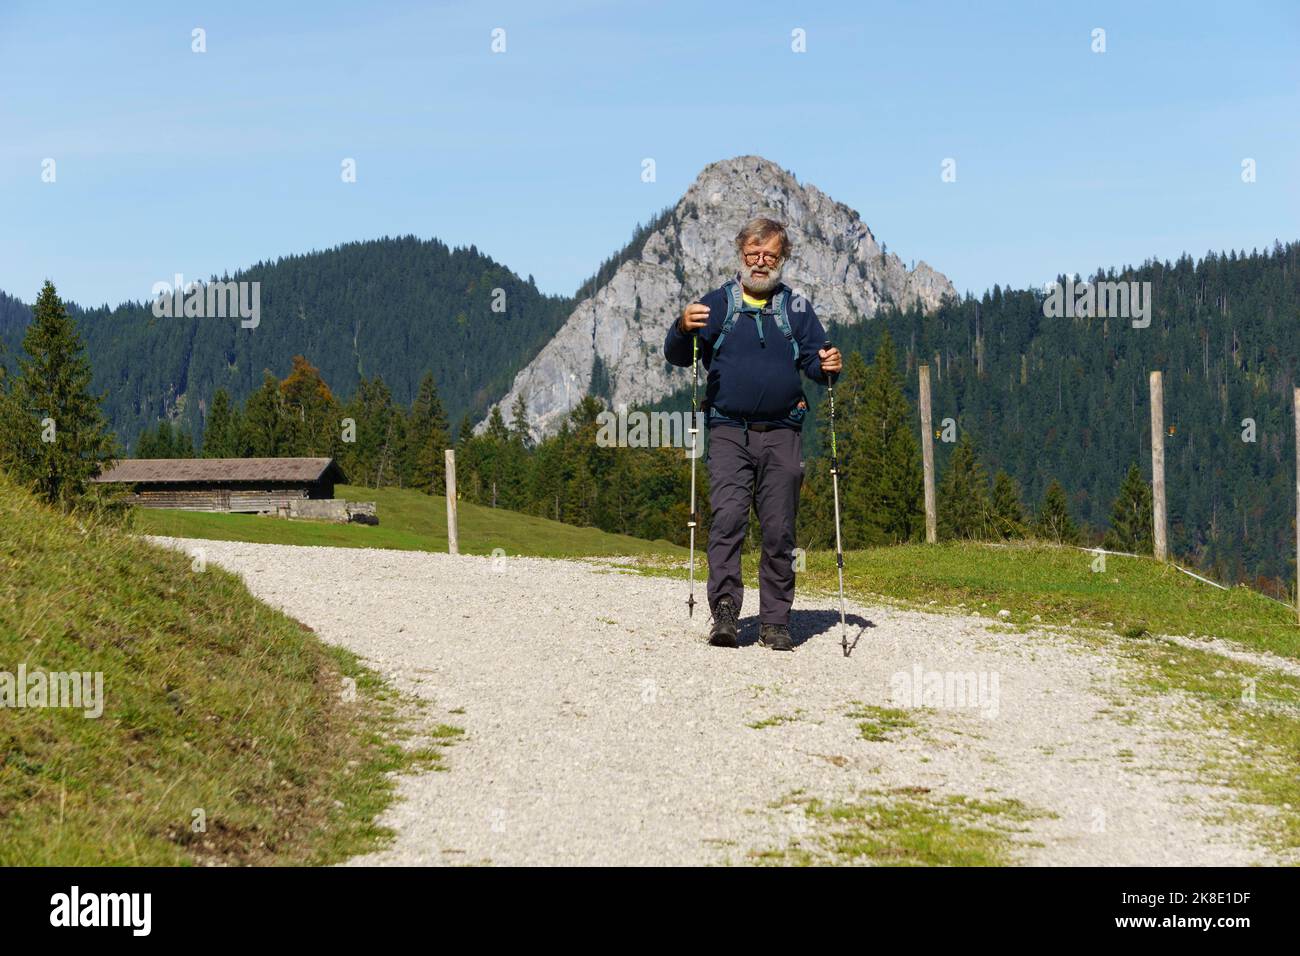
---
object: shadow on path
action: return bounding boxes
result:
[734,607,874,650]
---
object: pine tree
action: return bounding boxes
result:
[453,414,484,501]
[509,393,532,448]
[1103,463,1153,554]
[499,395,533,509]
[485,405,510,443]
[548,397,605,523]
[807,350,870,548]
[526,423,567,522]
[242,372,292,457]
[477,405,511,506]
[0,281,116,505]
[937,433,990,540]
[135,421,193,458]
[404,372,451,493]
[589,354,613,404]
[1035,479,1080,544]
[135,422,170,458]
[338,376,402,488]
[202,389,245,458]
[989,470,1027,539]
[172,425,195,458]
[566,451,597,526]
[857,330,924,544]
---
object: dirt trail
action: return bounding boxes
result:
[156,537,1281,866]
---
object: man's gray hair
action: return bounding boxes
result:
[734,217,791,258]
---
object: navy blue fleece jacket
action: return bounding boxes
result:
[663,281,830,429]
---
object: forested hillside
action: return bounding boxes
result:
[5,237,1296,595]
[842,243,1299,592]
[0,237,574,450]
[648,242,1299,593]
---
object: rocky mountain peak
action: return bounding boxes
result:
[487,155,956,438]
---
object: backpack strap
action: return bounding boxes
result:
[770,287,799,361]
[714,278,801,363]
[714,278,744,355]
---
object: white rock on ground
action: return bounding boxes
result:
[153,537,1284,867]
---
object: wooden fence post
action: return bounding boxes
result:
[1294,387,1300,623]
[445,449,459,556]
[919,364,937,544]
[1149,371,1168,562]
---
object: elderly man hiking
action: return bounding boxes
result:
[664,217,842,650]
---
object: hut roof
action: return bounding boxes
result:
[92,457,346,485]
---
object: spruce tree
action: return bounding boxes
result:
[989,470,1027,539]
[338,376,402,488]
[808,350,870,548]
[479,405,511,506]
[453,414,483,502]
[1035,479,1080,544]
[404,372,451,493]
[937,433,990,539]
[527,422,566,521]
[171,424,195,458]
[501,394,532,509]
[558,398,604,523]
[566,451,597,526]
[509,393,532,448]
[242,372,292,457]
[485,405,510,443]
[0,281,116,505]
[134,422,169,458]
[136,421,193,458]
[1103,463,1154,554]
[857,330,924,544]
[202,389,245,458]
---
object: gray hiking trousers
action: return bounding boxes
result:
[706,424,803,625]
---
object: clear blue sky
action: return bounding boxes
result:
[2,0,1296,308]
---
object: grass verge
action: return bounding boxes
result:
[635,539,1297,658]
[1102,632,1300,854]
[132,483,685,559]
[0,474,456,865]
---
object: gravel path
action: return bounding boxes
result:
[156,537,1282,866]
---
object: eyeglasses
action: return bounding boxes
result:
[743,251,782,266]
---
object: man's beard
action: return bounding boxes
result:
[739,258,783,296]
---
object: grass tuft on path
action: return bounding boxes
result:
[847,704,916,742]
[756,790,1049,866]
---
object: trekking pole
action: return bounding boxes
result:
[687,329,699,618]
[826,339,849,655]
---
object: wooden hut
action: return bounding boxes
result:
[92,457,347,513]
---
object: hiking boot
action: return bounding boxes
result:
[708,598,739,647]
[759,623,794,651]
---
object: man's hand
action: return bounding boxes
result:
[679,303,710,335]
[819,345,842,375]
